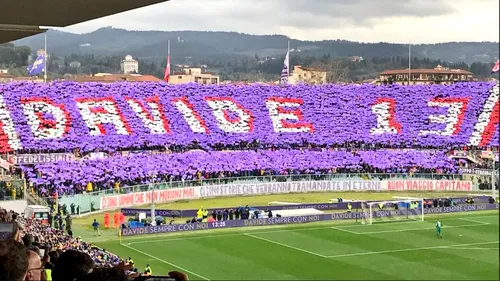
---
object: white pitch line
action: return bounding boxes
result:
[121,243,211,281]
[330,227,363,234]
[446,247,499,250]
[456,215,499,219]
[459,217,491,225]
[339,220,426,228]
[335,223,491,235]
[325,241,499,258]
[243,233,328,258]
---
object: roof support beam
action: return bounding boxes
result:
[0,25,46,44]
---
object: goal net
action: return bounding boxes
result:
[360,198,424,225]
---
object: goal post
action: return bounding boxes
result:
[360,197,424,225]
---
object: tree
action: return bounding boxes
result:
[311,58,350,83]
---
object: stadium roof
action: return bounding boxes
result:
[0,25,47,43]
[0,0,169,43]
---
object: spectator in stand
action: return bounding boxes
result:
[26,250,43,281]
[0,186,5,200]
[75,267,129,281]
[51,250,94,281]
[22,234,34,248]
[0,239,30,281]
[1,206,189,280]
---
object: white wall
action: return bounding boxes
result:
[0,200,27,214]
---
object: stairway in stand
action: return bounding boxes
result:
[25,192,49,207]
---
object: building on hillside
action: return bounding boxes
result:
[69,61,81,68]
[169,67,220,85]
[120,55,139,74]
[68,73,161,83]
[0,74,43,83]
[0,69,8,74]
[289,65,327,85]
[349,56,364,62]
[378,65,473,85]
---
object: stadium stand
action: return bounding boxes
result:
[0,81,497,281]
[0,205,189,280]
[0,81,497,196]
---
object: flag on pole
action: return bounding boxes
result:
[27,54,45,76]
[491,60,499,74]
[164,40,171,83]
[163,54,170,82]
[280,50,289,85]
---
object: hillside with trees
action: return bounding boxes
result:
[3,27,498,82]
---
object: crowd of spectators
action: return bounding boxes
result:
[0,207,188,281]
[0,81,497,199]
[19,148,459,197]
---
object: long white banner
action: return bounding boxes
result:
[99,179,474,210]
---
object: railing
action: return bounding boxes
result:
[25,192,49,207]
[48,172,498,215]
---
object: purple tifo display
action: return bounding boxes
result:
[21,149,454,192]
[120,196,491,217]
[121,203,499,236]
[0,82,498,154]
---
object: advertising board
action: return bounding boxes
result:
[121,196,490,218]
[121,203,499,236]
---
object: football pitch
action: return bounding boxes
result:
[95,212,499,280]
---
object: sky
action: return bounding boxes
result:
[55,0,499,44]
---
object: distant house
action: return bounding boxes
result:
[69,61,81,68]
[120,55,139,74]
[378,65,473,85]
[289,65,327,85]
[169,67,220,85]
[349,56,364,62]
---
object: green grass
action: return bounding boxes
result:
[68,192,499,280]
[92,212,499,280]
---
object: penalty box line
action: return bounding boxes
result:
[243,233,329,258]
[121,243,211,281]
[324,241,499,258]
[331,221,492,235]
[237,234,498,260]
[458,217,491,225]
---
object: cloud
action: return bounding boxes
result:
[56,0,499,43]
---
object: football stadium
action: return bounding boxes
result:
[1,81,498,280]
[0,1,499,281]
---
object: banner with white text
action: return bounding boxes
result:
[100,179,475,210]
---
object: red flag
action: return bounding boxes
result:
[492,60,499,74]
[163,54,170,82]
